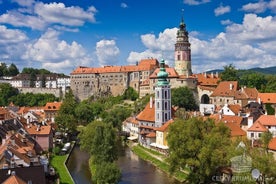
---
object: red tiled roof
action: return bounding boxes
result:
[210,81,238,97]
[255,115,276,126]
[269,137,276,151]
[146,132,156,138]
[25,125,52,135]
[247,121,268,132]
[258,93,276,103]
[71,58,159,74]
[44,102,62,111]
[193,73,220,86]
[149,67,179,78]
[3,175,27,184]
[155,119,174,132]
[224,122,246,137]
[136,101,155,122]
[228,104,242,115]
[209,114,243,125]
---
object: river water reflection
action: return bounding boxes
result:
[67,145,181,184]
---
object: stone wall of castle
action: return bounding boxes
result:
[18,87,62,98]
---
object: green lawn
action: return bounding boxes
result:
[132,144,187,182]
[50,154,74,184]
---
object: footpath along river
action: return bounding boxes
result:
[66,145,181,184]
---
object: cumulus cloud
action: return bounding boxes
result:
[22,29,91,74]
[12,0,35,7]
[183,0,210,6]
[241,0,276,14]
[0,26,28,65]
[0,1,97,30]
[0,11,46,30]
[127,13,276,73]
[121,3,128,8]
[127,28,177,66]
[34,2,97,26]
[96,40,120,66]
[214,4,231,16]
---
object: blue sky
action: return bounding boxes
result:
[0,0,276,75]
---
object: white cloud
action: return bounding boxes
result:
[221,19,232,25]
[0,26,28,65]
[12,0,34,7]
[22,29,91,74]
[121,3,128,8]
[241,0,276,13]
[127,28,177,66]
[214,4,231,16]
[0,11,46,30]
[34,2,97,26]
[127,14,276,73]
[183,0,210,6]
[96,40,120,66]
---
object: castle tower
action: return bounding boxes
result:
[155,59,171,128]
[174,16,192,76]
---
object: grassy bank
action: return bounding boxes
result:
[50,148,75,184]
[131,144,187,183]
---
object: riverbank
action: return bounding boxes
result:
[50,142,75,184]
[129,143,187,183]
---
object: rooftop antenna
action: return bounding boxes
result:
[181,8,184,22]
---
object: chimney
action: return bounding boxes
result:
[216,71,219,78]
[204,72,207,78]
[230,83,233,90]
[258,97,261,104]
[211,72,214,78]
[248,116,254,128]
[150,96,153,108]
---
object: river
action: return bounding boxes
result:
[66,145,182,184]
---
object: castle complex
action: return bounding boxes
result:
[70,17,197,101]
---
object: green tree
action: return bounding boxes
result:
[123,87,139,101]
[167,117,231,183]
[101,106,131,130]
[220,64,239,81]
[0,63,8,76]
[92,161,121,184]
[239,72,267,90]
[261,131,273,153]
[55,90,77,133]
[79,121,118,163]
[171,86,198,110]
[74,101,93,125]
[0,83,18,106]
[264,75,276,92]
[7,63,19,76]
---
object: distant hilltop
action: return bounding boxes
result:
[206,66,276,75]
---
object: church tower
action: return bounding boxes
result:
[174,16,192,76]
[155,59,171,128]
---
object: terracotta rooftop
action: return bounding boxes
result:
[268,137,276,151]
[228,104,242,115]
[44,102,62,111]
[136,101,155,122]
[2,175,27,184]
[258,93,276,103]
[209,114,243,125]
[224,122,246,137]
[210,81,238,97]
[255,115,276,126]
[25,125,52,135]
[247,121,268,132]
[71,58,159,74]
[149,67,179,78]
[146,132,156,138]
[193,73,220,86]
[155,119,174,132]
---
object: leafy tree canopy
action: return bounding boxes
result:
[0,83,19,106]
[171,87,198,111]
[167,117,231,183]
[220,64,239,81]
